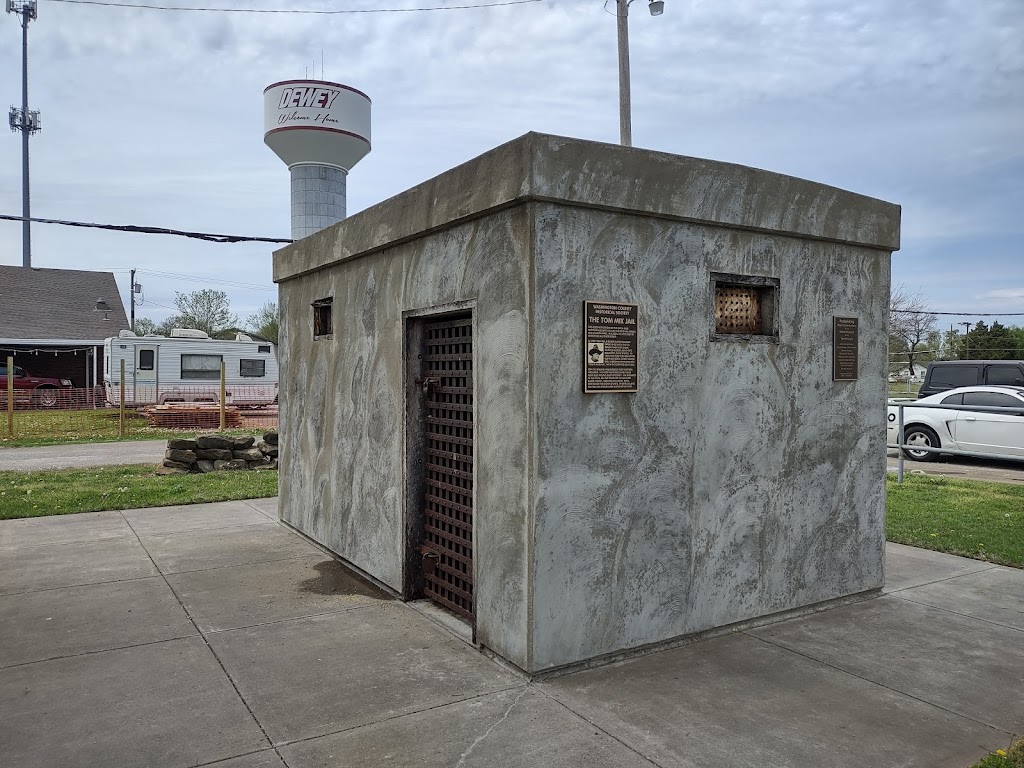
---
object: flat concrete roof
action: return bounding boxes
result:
[273,132,901,283]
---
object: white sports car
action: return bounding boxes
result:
[887,385,1024,462]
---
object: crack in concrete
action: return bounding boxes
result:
[454,685,529,767]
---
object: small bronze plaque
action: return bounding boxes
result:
[833,316,859,381]
[584,301,638,393]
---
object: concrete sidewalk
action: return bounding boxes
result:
[0,439,167,471]
[1,498,1021,767]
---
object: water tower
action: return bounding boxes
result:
[263,79,371,240]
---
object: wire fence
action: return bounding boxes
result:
[887,399,1024,483]
[3,361,278,445]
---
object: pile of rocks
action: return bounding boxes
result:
[157,431,279,475]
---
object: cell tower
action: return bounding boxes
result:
[263,80,371,241]
[7,0,41,268]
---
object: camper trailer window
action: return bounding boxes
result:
[240,359,266,377]
[313,298,333,338]
[138,350,155,371]
[181,354,222,380]
[258,345,272,354]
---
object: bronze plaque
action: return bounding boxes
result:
[584,301,638,393]
[833,316,859,381]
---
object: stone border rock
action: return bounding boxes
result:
[157,431,279,475]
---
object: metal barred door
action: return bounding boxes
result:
[420,314,474,621]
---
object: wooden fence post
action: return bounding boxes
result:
[6,356,13,438]
[119,359,126,438]
[219,361,226,432]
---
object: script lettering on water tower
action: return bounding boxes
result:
[584,301,639,393]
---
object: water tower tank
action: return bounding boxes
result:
[263,79,372,240]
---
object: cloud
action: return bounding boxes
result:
[982,289,1024,302]
[0,0,1021,326]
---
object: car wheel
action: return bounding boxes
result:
[902,425,941,462]
[33,387,59,408]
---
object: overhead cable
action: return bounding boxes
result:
[42,0,541,13]
[138,269,274,291]
[890,309,1024,317]
[0,213,291,244]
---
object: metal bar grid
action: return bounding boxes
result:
[421,315,474,621]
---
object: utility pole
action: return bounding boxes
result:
[959,321,972,360]
[616,0,632,147]
[614,1,664,148]
[7,0,40,269]
[130,269,136,330]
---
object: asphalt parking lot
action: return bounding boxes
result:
[887,450,1024,484]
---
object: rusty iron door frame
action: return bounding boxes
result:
[403,307,475,625]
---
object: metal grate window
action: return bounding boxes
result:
[715,285,762,334]
[313,298,333,338]
[420,315,474,621]
[710,273,779,341]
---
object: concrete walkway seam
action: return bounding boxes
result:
[744,630,1016,737]
[117,509,291,768]
[884,564,1001,595]
[199,603,383,637]
[241,499,280,520]
[191,746,284,768]
[268,684,530,753]
[531,685,666,768]
[888,592,1024,635]
[0,633,201,672]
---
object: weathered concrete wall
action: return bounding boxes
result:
[276,206,533,668]
[529,204,890,670]
[275,132,900,675]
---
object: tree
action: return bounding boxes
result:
[171,290,237,337]
[889,285,938,376]
[245,302,279,345]
[963,321,1017,360]
[156,316,183,336]
[133,317,158,336]
[1010,326,1024,358]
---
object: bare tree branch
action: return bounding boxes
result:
[889,283,938,377]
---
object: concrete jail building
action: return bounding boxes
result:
[272,133,901,675]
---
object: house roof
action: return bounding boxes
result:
[0,266,130,341]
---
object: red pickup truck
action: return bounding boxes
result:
[0,363,74,407]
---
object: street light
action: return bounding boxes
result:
[614,0,665,147]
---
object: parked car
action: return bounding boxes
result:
[918,360,1024,398]
[887,385,1024,462]
[0,363,74,407]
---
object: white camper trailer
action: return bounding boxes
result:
[103,329,278,407]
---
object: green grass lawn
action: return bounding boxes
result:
[886,475,1024,567]
[0,465,278,519]
[2,463,1021,574]
[969,737,1024,768]
[1,408,269,448]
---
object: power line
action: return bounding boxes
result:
[42,0,541,13]
[889,349,1023,357]
[0,213,291,244]
[136,299,176,311]
[138,268,274,291]
[891,309,1024,317]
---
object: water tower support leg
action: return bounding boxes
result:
[290,164,347,241]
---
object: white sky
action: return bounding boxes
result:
[1,0,1021,331]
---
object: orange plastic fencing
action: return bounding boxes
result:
[3,384,278,444]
